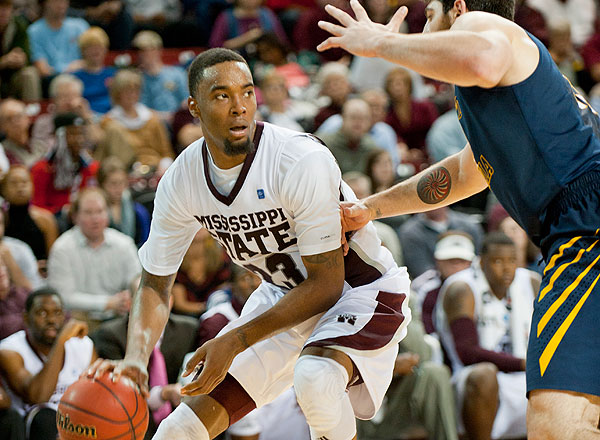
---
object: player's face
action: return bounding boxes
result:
[27,295,65,346]
[191,61,257,157]
[481,244,518,294]
[423,1,452,33]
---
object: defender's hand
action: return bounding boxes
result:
[341,200,373,236]
[317,0,408,57]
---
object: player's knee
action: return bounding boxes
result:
[152,403,210,440]
[294,354,349,432]
[465,362,499,400]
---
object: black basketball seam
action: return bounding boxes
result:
[58,401,130,424]
[99,408,148,440]
[94,379,136,436]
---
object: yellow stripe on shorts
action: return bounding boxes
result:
[539,271,600,376]
[543,236,581,277]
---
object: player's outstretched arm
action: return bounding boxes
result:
[181,247,345,396]
[342,143,488,232]
[87,270,176,396]
[318,0,514,88]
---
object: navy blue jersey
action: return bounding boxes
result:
[455,32,600,243]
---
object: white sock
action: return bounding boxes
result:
[152,403,210,440]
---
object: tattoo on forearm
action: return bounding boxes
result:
[236,329,250,349]
[417,167,451,204]
[304,251,341,269]
[375,208,382,219]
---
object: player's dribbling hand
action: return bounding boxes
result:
[84,358,150,398]
[317,0,408,57]
[180,333,240,396]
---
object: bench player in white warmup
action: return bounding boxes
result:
[87,48,411,440]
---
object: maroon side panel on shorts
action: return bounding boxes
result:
[209,373,257,425]
[307,291,407,351]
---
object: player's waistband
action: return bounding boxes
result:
[544,169,600,220]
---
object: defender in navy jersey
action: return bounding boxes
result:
[86,48,411,440]
[320,0,600,438]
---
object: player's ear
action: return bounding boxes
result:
[453,0,467,17]
[188,96,201,119]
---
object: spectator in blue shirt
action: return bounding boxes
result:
[27,0,89,78]
[132,30,187,121]
[73,27,116,114]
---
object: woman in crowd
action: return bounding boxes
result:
[172,229,231,317]
[97,156,150,247]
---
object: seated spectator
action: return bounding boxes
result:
[132,30,187,119]
[30,112,99,214]
[97,156,150,246]
[318,89,401,168]
[47,187,140,321]
[0,0,41,101]
[0,383,25,440]
[72,26,116,115]
[313,61,352,131]
[1,165,59,261]
[209,0,289,52]
[171,106,203,155]
[435,232,540,440]
[0,208,43,289]
[69,0,133,50]
[398,205,483,279]
[411,231,475,335]
[26,0,89,79]
[258,70,316,132]
[102,69,174,170]
[0,255,31,340]
[365,149,397,194]
[384,67,438,165]
[91,295,198,437]
[172,229,231,317]
[31,74,112,154]
[195,266,310,440]
[0,288,95,440]
[425,108,467,163]
[254,33,310,91]
[0,99,47,168]
[317,98,380,174]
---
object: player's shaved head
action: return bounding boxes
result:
[439,0,515,20]
[188,48,249,99]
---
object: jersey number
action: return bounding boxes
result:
[244,253,305,290]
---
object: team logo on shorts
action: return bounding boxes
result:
[257,189,265,199]
[337,313,357,325]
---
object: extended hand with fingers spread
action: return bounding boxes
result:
[317,0,408,57]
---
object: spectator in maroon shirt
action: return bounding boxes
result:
[514,0,548,46]
[384,67,438,166]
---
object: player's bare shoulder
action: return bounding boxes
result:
[453,11,539,87]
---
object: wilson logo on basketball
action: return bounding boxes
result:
[56,411,97,438]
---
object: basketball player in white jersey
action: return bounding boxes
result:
[88,48,412,440]
[436,232,540,439]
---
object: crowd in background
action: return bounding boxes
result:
[0,0,598,439]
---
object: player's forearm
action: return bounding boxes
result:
[26,344,65,403]
[227,251,344,354]
[124,271,175,365]
[366,145,486,220]
[373,30,508,88]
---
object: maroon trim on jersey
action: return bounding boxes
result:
[202,121,264,206]
[209,373,257,425]
[306,291,407,351]
[344,248,383,288]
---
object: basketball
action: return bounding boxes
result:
[57,373,148,440]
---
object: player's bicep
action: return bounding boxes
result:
[139,269,177,299]
[443,281,476,323]
[301,247,345,298]
[0,350,32,397]
[459,142,488,192]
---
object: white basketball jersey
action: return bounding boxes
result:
[0,330,94,415]
[436,265,535,374]
[139,122,396,292]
